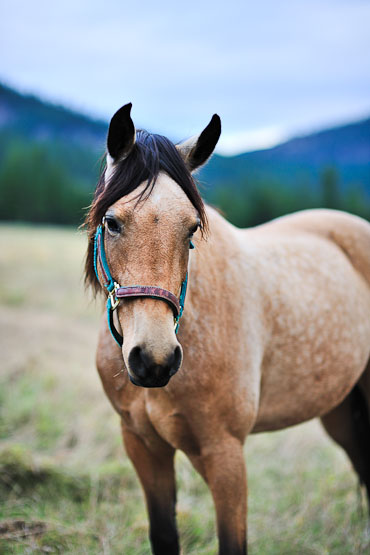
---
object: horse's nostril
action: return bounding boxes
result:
[128,346,147,379]
[128,345,182,383]
[169,346,182,376]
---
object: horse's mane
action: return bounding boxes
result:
[84,129,208,294]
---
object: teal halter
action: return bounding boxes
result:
[93,222,191,347]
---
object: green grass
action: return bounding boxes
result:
[0,223,369,553]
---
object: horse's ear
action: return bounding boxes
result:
[107,103,136,161]
[177,114,221,172]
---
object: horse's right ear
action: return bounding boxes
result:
[107,103,136,161]
[177,114,221,172]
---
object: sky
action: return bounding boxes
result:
[1,0,370,155]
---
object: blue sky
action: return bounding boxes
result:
[1,0,369,154]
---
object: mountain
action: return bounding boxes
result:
[0,83,109,190]
[1,81,369,192]
[199,117,370,196]
[0,81,369,226]
[0,83,111,224]
[0,82,106,151]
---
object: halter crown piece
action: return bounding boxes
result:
[93,221,190,346]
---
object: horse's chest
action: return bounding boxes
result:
[144,396,201,456]
[114,386,199,455]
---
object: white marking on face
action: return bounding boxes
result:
[105,153,116,187]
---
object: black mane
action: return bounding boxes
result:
[85,129,208,292]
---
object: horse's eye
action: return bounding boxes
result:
[105,216,121,235]
[189,223,199,238]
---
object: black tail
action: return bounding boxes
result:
[350,384,370,509]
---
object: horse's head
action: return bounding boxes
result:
[85,104,221,387]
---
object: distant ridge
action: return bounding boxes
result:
[240,117,370,164]
[0,81,369,194]
[199,116,370,194]
[0,82,107,151]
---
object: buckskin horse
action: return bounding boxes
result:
[85,103,370,554]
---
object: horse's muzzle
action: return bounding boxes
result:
[128,345,182,388]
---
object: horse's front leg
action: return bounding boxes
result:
[190,436,248,555]
[121,424,179,555]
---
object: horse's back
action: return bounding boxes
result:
[251,209,370,285]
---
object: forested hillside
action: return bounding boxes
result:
[199,118,370,226]
[1,82,369,227]
[0,83,105,224]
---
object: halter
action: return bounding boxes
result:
[93,222,191,347]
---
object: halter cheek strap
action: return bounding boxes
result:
[93,224,189,347]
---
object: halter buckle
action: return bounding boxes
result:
[108,282,120,311]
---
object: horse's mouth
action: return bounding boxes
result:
[128,373,171,388]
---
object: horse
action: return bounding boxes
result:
[85,103,370,555]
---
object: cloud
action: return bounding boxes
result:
[217,126,287,155]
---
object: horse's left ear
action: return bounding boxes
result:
[107,103,136,161]
[105,103,136,185]
[177,114,221,172]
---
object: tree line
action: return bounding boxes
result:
[0,139,94,225]
[1,138,369,228]
[207,166,370,228]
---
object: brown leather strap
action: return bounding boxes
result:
[116,286,180,316]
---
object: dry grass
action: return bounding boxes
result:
[0,223,369,554]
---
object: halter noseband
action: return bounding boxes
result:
[93,222,190,347]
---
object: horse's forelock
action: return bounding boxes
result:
[84,129,208,293]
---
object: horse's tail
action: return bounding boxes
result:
[321,381,370,512]
[349,384,370,509]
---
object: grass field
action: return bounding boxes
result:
[0,224,369,554]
